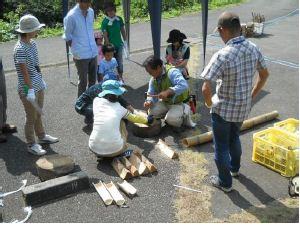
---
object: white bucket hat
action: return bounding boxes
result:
[15,14,45,33]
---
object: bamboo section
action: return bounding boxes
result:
[128,153,149,175]
[92,181,113,206]
[112,158,132,180]
[117,180,137,197]
[182,110,279,147]
[134,151,157,173]
[157,139,179,159]
[104,182,125,206]
[240,111,279,131]
[120,157,139,177]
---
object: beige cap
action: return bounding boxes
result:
[15,14,45,34]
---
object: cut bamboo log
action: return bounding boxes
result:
[182,110,279,147]
[92,181,113,206]
[134,151,157,173]
[157,139,179,159]
[104,182,125,206]
[128,154,148,175]
[111,158,132,180]
[117,180,137,197]
[120,157,139,177]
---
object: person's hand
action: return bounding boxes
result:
[206,94,222,108]
[127,105,135,113]
[67,40,72,47]
[26,89,35,102]
[147,115,154,125]
[144,101,153,109]
[158,90,171,100]
[42,79,47,90]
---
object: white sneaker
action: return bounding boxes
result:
[38,134,59,144]
[28,143,47,156]
[230,171,239,177]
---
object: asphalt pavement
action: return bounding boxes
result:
[0,0,299,222]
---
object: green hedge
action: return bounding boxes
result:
[1,0,242,42]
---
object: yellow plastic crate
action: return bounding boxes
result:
[274,118,299,138]
[252,127,299,177]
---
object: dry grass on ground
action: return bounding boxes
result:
[173,149,216,223]
[174,149,299,223]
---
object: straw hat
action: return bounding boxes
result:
[15,14,45,34]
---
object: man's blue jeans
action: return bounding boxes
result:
[211,113,242,188]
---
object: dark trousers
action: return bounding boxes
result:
[211,113,242,188]
[74,56,97,97]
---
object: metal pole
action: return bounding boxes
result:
[147,0,162,59]
[201,0,208,68]
[122,0,131,51]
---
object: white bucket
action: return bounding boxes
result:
[254,22,264,35]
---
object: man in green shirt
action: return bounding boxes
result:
[101,2,127,85]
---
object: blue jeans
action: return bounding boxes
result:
[211,113,242,188]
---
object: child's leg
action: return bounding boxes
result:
[114,46,124,80]
[97,73,103,83]
[34,90,46,140]
[19,94,38,144]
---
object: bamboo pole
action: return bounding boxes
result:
[134,151,157,173]
[128,153,149,175]
[92,181,113,206]
[111,158,132,180]
[182,111,279,147]
[156,139,179,159]
[117,180,137,197]
[120,157,139,177]
[104,182,125,206]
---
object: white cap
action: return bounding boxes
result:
[15,14,45,33]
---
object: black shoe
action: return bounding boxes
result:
[0,134,7,143]
[84,117,93,125]
[2,124,17,134]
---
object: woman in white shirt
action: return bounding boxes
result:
[89,80,150,157]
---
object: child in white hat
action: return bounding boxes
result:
[13,14,59,156]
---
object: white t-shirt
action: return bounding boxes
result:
[89,97,129,156]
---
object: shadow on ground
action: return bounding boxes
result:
[227,174,299,222]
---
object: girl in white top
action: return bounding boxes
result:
[89,80,149,157]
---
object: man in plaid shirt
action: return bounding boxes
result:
[200,12,269,192]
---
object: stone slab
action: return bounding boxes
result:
[22,171,90,206]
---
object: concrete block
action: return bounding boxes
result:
[35,154,75,181]
[22,171,89,206]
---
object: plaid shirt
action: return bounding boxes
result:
[200,36,267,122]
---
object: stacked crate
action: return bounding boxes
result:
[252,118,299,177]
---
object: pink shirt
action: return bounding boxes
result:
[97,45,104,64]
